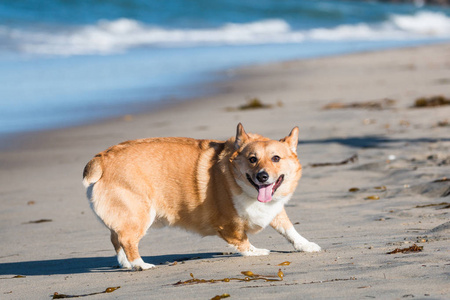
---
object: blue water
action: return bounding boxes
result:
[1,0,450,136]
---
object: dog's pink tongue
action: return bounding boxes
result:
[257,184,274,203]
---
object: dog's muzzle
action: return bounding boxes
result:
[246,173,285,203]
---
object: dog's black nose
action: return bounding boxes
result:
[256,171,269,183]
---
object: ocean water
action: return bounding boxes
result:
[1,0,450,136]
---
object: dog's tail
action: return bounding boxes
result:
[82,155,103,187]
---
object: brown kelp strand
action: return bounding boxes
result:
[413,95,450,108]
[226,98,276,111]
[387,244,423,254]
[174,269,284,286]
[211,294,230,300]
[415,202,450,209]
[374,186,387,190]
[322,98,395,110]
[310,154,358,168]
[23,219,52,224]
[52,287,120,299]
[433,177,449,183]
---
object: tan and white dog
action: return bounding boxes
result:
[83,123,320,270]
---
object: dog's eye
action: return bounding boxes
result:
[272,155,281,162]
[249,157,257,164]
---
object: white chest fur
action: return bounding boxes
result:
[232,193,290,233]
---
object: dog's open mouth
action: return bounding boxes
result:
[246,174,285,203]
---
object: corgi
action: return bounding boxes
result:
[83,123,320,270]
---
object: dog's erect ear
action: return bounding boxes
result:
[281,126,299,154]
[235,123,249,150]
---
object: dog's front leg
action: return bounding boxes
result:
[270,207,321,252]
[218,226,270,256]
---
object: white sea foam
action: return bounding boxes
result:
[391,11,450,35]
[2,11,450,56]
[309,11,450,41]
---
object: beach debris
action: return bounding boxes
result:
[388,155,396,161]
[23,219,52,224]
[211,294,230,300]
[413,95,450,108]
[365,195,380,200]
[374,186,387,191]
[322,98,395,110]
[415,202,450,209]
[310,154,358,168]
[277,269,284,280]
[238,98,272,110]
[349,186,386,194]
[277,261,291,266]
[436,120,449,127]
[174,269,284,286]
[52,287,120,299]
[226,97,273,111]
[433,177,449,183]
[387,244,423,254]
[0,275,26,280]
[27,201,35,205]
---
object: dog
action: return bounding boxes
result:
[83,123,320,270]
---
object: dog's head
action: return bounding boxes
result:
[229,123,302,203]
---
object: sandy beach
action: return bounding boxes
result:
[1,43,449,299]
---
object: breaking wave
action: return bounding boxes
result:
[2,11,450,56]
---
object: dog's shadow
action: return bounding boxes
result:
[0,252,230,276]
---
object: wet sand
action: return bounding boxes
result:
[1,43,449,299]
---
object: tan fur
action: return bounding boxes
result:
[83,123,320,270]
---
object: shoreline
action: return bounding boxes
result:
[1,43,449,299]
[2,39,449,150]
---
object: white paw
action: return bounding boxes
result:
[120,261,132,269]
[241,245,270,256]
[294,242,321,252]
[131,258,155,271]
[117,249,132,269]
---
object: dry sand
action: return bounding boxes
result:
[1,43,449,299]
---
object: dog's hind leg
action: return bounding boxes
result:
[116,206,157,271]
[110,230,132,269]
[270,207,321,252]
[117,228,155,271]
